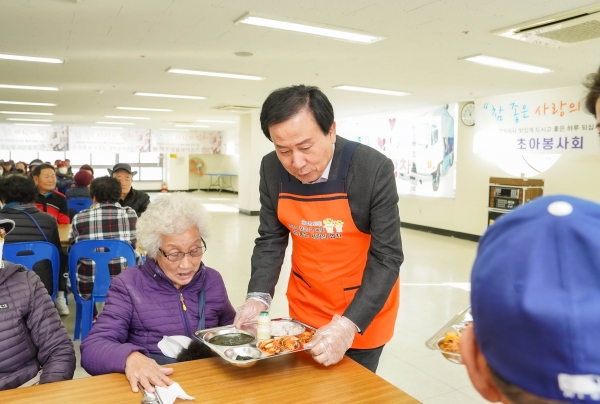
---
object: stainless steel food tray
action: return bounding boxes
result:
[194,317,317,367]
[425,306,472,364]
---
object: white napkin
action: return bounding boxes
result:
[157,335,193,358]
[155,382,195,403]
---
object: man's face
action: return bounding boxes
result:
[269,108,336,183]
[16,162,26,171]
[114,170,132,195]
[34,168,57,193]
[2,163,10,171]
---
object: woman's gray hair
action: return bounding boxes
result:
[137,193,211,259]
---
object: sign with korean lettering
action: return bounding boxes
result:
[475,86,598,154]
[151,131,222,154]
[68,128,151,152]
[0,126,68,151]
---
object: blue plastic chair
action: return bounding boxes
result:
[69,239,136,340]
[68,198,93,213]
[3,242,60,301]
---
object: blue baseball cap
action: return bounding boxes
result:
[471,195,600,402]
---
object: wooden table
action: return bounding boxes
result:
[58,223,71,247]
[0,353,420,404]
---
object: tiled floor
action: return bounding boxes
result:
[63,191,488,403]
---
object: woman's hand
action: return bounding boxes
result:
[125,352,174,393]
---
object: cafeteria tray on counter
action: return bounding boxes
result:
[425,306,472,364]
[194,317,317,367]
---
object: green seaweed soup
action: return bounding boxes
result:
[235,355,254,361]
[208,333,254,346]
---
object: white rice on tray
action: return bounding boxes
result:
[270,321,305,337]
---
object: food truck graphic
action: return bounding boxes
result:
[396,105,455,191]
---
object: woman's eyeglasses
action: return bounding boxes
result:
[158,239,207,262]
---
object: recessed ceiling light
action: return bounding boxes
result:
[458,54,553,74]
[159,128,191,132]
[167,68,265,81]
[0,101,56,106]
[14,123,51,127]
[96,121,135,125]
[6,118,53,122]
[234,12,385,44]
[332,85,411,97]
[104,115,150,120]
[234,52,254,57]
[0,111,54,115]
[196,119,236,123]
[91,126,125,129]
[175,124,210,128]
[0,53,63,64]
[116,107,173,112]
[0,84,58,91]
[134,92,206,100]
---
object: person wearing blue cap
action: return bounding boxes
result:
[461,195,600,403]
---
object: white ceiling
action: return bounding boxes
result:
[0,0,599,131]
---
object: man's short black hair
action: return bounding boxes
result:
[260,85,334,141]
[585,65,600,117]
[0,174,39,204]
[31,163,56,178]
[90,177,122,203]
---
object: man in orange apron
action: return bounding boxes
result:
[235,85,403,372]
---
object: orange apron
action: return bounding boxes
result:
[278,141,400,349]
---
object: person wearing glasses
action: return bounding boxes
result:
[69,177,140,302]
[80,192,236,395]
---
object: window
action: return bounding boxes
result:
[139,167,163,181]
[39,151,66,164]
[11,151,39,164]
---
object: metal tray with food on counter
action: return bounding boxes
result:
[425,306,472,364]
[194,317,317,368]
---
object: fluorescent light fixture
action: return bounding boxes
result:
[159,128,191,132]
[0,84,58,91]
[0,111,53,115]
[7,118,53,122]
[91,126,124,129]
[0,53,63,64]
[235,12,384,44]
[104,115,150,120]
[175,124,210,128]
[134,92,206,100]
[332,85,411,97]
[14,123,51,127]
[196,119,235,123]
[0,100,56,106]
[116,107,172,112]
[459,54,553,74]
[168,68,265,81]
[96,121,135,125]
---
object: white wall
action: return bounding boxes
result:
[397,101,600,237]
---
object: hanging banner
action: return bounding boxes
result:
[68,128,151,152]
[475,86,598,155]
[337,104,458,198]
[151,131,222,154]
[0,126,69,151]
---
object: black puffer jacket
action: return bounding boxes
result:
[0,262,75,390]
[119,187,150,217]
[0,205,62,295]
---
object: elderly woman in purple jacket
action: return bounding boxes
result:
[80,193,236,394]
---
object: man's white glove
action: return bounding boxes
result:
[305,314,357,366]
[233,298,268,328]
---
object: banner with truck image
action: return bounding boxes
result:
[337,104,458,198]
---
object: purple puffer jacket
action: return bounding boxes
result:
[80,258,236,375]
[0,262,75,390]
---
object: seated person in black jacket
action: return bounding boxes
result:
[108,163,150,217]
[0,174,63,297]
[66,169,93,200]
